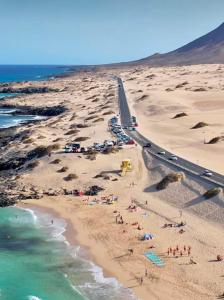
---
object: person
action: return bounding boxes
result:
[145,200,148,205]
[140,277,143,285]
[128,248,134,255]
[145,269,148,277]
[51,219,54,225]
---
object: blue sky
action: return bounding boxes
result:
[0,0,223,65]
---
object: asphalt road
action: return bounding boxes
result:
[117,77,224,188]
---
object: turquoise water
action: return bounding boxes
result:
[0,207,136,300]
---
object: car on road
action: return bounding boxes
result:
[169,155,178,161]
[202,170,213,177]
[143,143,152,148]
[157,151,166,155]
[128,127,136,131]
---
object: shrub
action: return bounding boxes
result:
[76,123,89,128]
[73,137,89,142]
[93,118,104,123]
[173,112,188,119]
[156,173,185,190]
[191,122,208,129]
[207,136,223,144]
[26,160,40,169]
[175,81,189,89]
[102,111,114,115]
[193,87,207,92]
[85,115,98,121]
[64,173,78,181]
[65,129,79,135]
[203,188,222,199]
[27,146,50,160]
[47,143,60,152]
[23,138,34,144]
[57,166,68,173]
[50,159,61,164]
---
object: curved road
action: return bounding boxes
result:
[117,77,224,188]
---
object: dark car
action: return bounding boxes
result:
[143,143,152,148]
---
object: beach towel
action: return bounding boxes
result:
[144,252,165,267]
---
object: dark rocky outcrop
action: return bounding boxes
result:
[0,104,67,117]
[0,86,59,94]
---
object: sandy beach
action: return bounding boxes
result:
[1,66,224,299]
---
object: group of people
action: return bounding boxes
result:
[167,245,191,257]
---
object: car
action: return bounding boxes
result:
[122,126,128,130]
[64,146,73,153]
[128,127,136,131]
[202,170,213,177]
[126,139,135,145]
[157,151,166,155]
[143,143,152,148]
[169,155,178,161]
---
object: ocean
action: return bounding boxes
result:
[0,65,70,83]
[0,66,136,300]
[0,207,135,300]
[0,65,70,128]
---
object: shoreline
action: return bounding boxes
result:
[18,201,138,299]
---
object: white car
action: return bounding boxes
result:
[202,170,213,177]
[158,151,166,155]
[169,154,178,161]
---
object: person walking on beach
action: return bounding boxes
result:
[145,269,148,277]
[51,219,54,225]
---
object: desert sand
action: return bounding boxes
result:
[120,64,224,174]
[1,66,224,299]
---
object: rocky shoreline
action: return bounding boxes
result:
[0,101,68,207]
[0,104,67,116]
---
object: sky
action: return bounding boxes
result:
[0,0,223,65]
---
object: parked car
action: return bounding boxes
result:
[64,146,73,153]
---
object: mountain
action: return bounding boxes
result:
[132,22,224,66]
